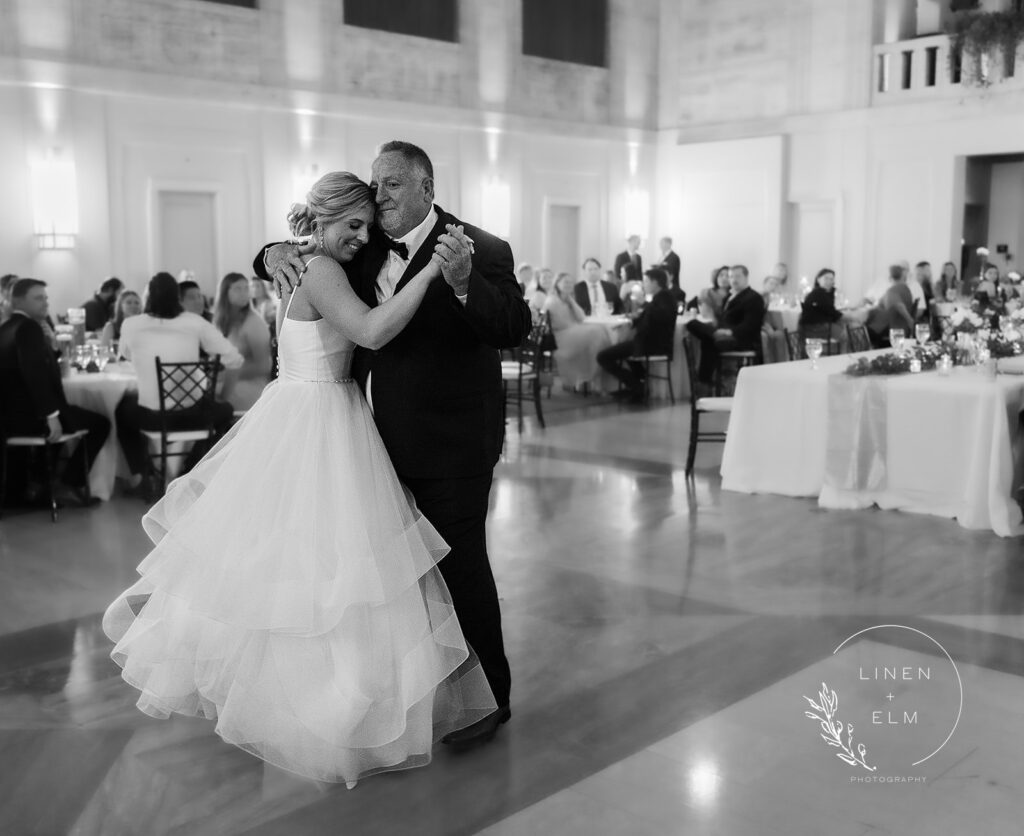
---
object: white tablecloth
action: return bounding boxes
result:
[63,368,137,500]
[720,350,1024,536]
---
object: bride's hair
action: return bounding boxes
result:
[306,172,374,232]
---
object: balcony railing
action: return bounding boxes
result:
[872,34,1024,103]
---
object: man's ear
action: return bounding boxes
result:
[422,176,435,205]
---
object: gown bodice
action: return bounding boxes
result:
[277,316,354,382]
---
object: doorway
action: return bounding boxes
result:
[545,204,581,276]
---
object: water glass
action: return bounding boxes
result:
[805,338,823,370]
[915,324,930,344]
[889,329,905,351]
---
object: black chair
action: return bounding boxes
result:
[847,323,872,353]
[501,323,546,431]
[681,335,733,477]
[0,420,90,522]
[800,322,840,356]
[142,356,223,494]
[715,349,758,396]
[540,311,557,398]
[626,349,675,404]
[784,328,804,361]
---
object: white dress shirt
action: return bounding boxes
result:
[375,207,438,303]
[120,313,243,410]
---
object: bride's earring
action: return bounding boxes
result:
[318,227,325,250]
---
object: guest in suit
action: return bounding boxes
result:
[865,265,916,347]
[656,237,685,307]
[256,140,531,747]
[80,277,124,333]
[613,235,643,283]
[516,263,534,298]
[685,265,766,384]
[573,257,624,315]
[597,267,678,403]
[0,278,109,505]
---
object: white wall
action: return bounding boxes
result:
[989,162,1024,275]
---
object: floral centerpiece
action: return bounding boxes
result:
[949,308,984,334]
[845,343,950,377]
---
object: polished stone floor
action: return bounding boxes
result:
[1,394,1022,835]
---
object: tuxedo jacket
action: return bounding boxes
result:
[657,251,680,288]
[573,280,624,316]
[632,289,678,356]
[613,250,642,282]
[255,204,531,479]
[0,314,68,434]
[720,287,766,349]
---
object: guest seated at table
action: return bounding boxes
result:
[685,265,766,385]
[100,289,142,348]
[934,261,960,303]
[686,265,730,319]
[115,272,243,499]
[799,268,846,349]
[80,277,123,333]
[248,275,278,329]
[527,267,554,319]
[542,273,612,389]
[0,279,108,507]
[574,257,624,316]
[516,262,534,297]
[911,262,934,322]
[179,279,213,322]
[214,271,273,411]
[865,264,915,347]
[761,274,782,308]
[597,268,677,403]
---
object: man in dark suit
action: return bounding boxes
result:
[685,264,766,384]
[656,237,680,287]
[596,268,678,403]
[0,279,108,505]
[573,257,624,315]
[80,277,123,333]
[256,141,530,747]
[613,235,643,283]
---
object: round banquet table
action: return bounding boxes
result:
[63,367,138,500]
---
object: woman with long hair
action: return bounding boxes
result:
[212,272,273,411]
[100,289,142,347]
[103,171,495,788]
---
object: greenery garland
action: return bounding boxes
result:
[845,336,1024,377]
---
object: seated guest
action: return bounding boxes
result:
[100,289,143,348]
[865,264,915,347]
[934,261,959,302]
[574,257,624,315]
[214,271,273,411]
[761,274,781,307]
[516,262,534,297]
[597,267,677,403]
[542,273,612,389]
[911,262,934,322]
[0,273,18,323]
[526,267,554,319]
[685,264,766,384]
[116,272,243,498]
[0,279,108,506]
[687,265,730,319]
[179,279,213,322]
[81,277,124,333]
[248,275,279,329]
[800,268,845,348]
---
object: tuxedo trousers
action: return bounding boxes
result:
[402,471,511,709]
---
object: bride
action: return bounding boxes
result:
[102,171,497,786]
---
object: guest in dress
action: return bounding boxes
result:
[542,273,612,389]
[100,290,143,348]
[248,275,278,329]
[935,261,959,302]
[0,278,109,506]
[687,265,731,320]
[80,277,124,333]
[213,272,274,412]
[865,265,915,347]
[527,268,554,319]
[115,272,243,499]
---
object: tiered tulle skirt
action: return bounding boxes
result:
[103,379,497,783]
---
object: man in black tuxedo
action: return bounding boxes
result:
[0,279,108,505]
[596,268,678,403]
[573,257,624,315]
[256,141,530,747]
[685,264,766,384]
[613,235,643,282]
[656,236,685,306]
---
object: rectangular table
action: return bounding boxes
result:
[720,350,1024,536]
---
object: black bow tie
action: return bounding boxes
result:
[385,238,409,260]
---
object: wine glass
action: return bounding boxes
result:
[805,338,823,370]
[889,328,905,352]
[915,324,931,345]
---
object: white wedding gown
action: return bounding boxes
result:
[103,295,497,783]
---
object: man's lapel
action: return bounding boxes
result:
[394,206,446,294]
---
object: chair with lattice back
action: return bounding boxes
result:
[501,321,546,432]
[142,356,222,493]
[784,328,804,362]
[847,323,872,353]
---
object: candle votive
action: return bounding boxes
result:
[937,355,953,376]
[909,357,922,373]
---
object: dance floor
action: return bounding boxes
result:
[1,394,1023,835]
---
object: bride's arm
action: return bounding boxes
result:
[303,256,441,350]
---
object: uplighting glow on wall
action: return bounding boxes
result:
[624,187,650,240]
[30,152,78,249]
[481,178,511,240]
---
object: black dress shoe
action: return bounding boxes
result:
[441,705,511,749]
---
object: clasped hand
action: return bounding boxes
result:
[434,224,473,295]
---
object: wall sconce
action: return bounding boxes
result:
[481,178,511,240]
[624,187,650,240]
[30,152,78,249]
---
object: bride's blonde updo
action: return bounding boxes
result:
[305,171,374,232]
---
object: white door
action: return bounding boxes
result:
[546,204,581,276]
[158,191,218,297]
